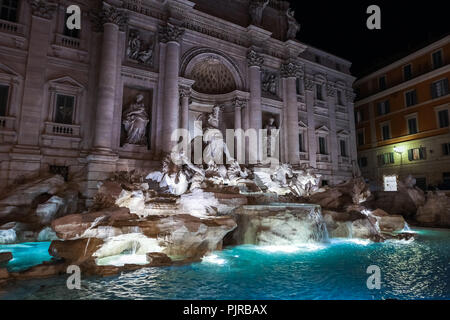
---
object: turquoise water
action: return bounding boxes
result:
[0,242,52,272]
[0,228,449,300]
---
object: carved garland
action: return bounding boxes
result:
[28,0,57,20]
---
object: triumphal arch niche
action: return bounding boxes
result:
[180,48,271,164]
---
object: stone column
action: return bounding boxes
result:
[327,83,339,173]
[92,4,128,152]
[179,86,191,131]
[17,0,57,147]
[281,62,301,165]
[304,76,317,168]
[346,90,358,163]
[84,4,127,204]
[234,98,246,163]
[247,50,264,163]
[159,23,184,154]
[10,0,57,181]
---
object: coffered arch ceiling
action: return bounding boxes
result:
[190,57,237,95]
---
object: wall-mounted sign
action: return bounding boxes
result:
[383,175,398,192]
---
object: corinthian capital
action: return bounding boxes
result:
[280,61,301,78]
[91,3,129,32]
[159,23,185,43]
[346,90,356,102]
[233,98,247,109]
[326,84,336,97]
[247,50,264,68]
[28,0,57,20]
[179,86,191,98]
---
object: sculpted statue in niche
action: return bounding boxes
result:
[203,105,234,167]
[126,29,154,65]
[286,8,301,40]
[264,117,279,156]
[122,94,150,145]
[249,0,269,26]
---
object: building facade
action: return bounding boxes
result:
[354,35,450,190]
[0,0,356,199]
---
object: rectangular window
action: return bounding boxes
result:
[55,94,75,124]
[442,143,450,156]
[315,55,321,64]
[316,84,323,100]
[405,90,417,107]
[358,157,368,168]
[0,0,19,22]
[0,84,9,117]
[403,64,412,81]
[382,124,390,141]
[357,131,364,146]
[337,91,343,105]
[432,50,443,69]
[355,109,364,124]
[438,109,449,128]
[377,100,390,116]
[318,137,327,155]
[340,140,347,157]
[63,12,80,38]
[296,78,301,95]
[299,133,304,152]
[443,172,450,183]
[378,153,394,166]
[408,118,418,134]
[379,76,386,91]
[431,79,449,99]
[408,147,426,161]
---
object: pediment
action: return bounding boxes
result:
[48,76,85,89]
[337,129,350,137]
[315,125,330,135]
[0,62,21,79]
[298,120,308,129]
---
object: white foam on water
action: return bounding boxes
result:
[259,243,326,254]
[202,254,227,265]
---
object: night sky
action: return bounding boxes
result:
[288,0,450,78]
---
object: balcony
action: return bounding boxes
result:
[317,154,330,163]
[339,156,351,164]
[0,116,16,144]
[55,34,81,50]
[41,122,81,149]
[299,152,308,160]
[0,19,25,36]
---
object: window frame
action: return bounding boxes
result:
[378,75,387,91]
[0,0,19,23]
[405,113,419,135]
[436,106,450,129]
[380,121,391,141]
[357,129,365,146]
[54,93,76,125]
[431,49,444,70]
[0,83,10,117]
[403,64,413,81]
[404,89,418,107]
[431,78,449,99]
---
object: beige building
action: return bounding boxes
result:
[354,35,450,190]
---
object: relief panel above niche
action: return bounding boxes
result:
[126,28,156,67]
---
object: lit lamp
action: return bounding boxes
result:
[394,146,405,171]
